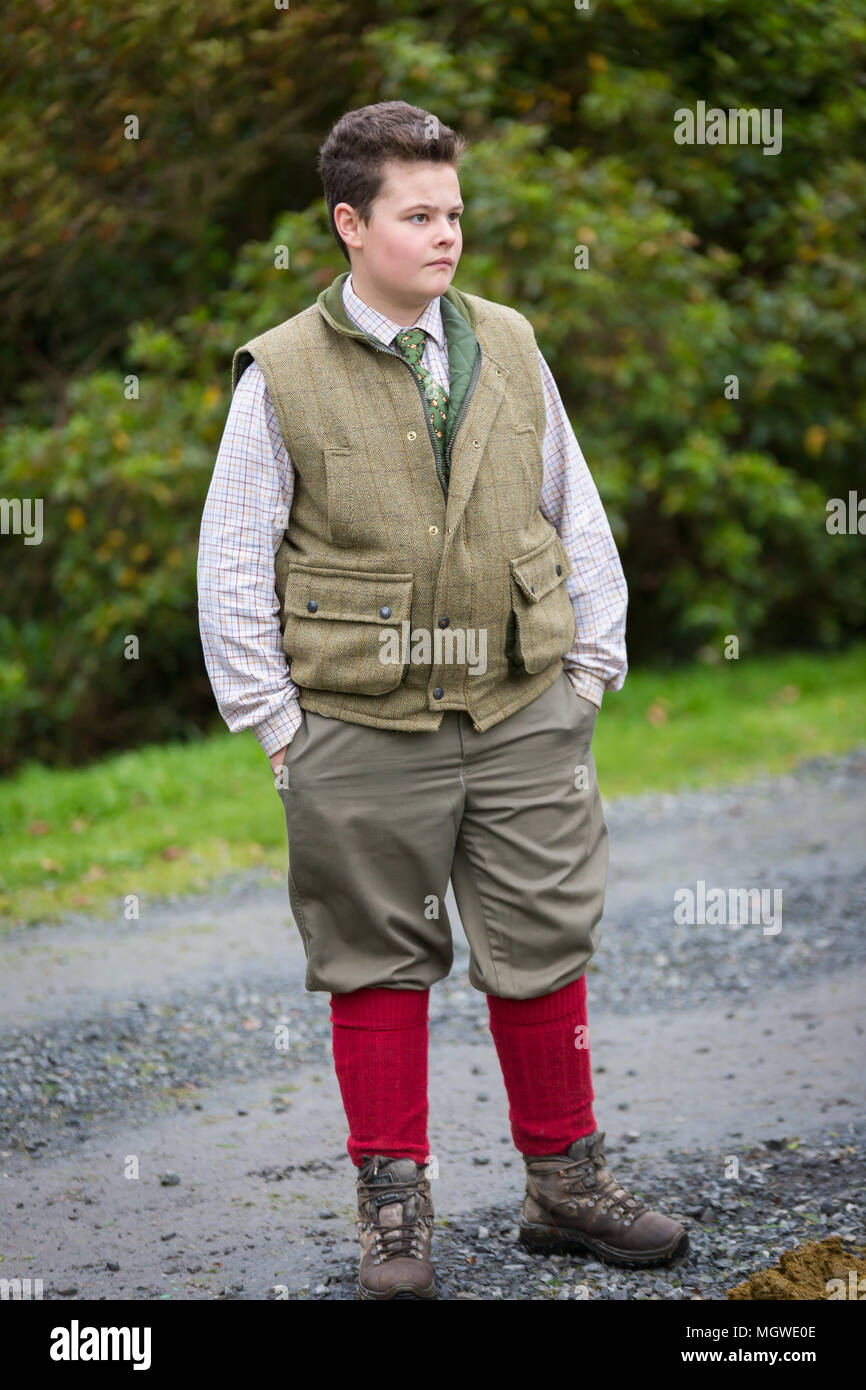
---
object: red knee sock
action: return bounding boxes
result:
[487,974,596,1156]
[329,986,430,1168]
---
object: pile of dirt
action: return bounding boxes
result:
[727,1236,866,1300]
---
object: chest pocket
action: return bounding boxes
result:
[506,527,577,674]
[282,562,414,695]
[508,422,544,528]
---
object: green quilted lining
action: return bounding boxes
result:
[316,271,481,446]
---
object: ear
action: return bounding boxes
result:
[334,201,363,251]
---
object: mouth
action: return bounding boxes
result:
[427,259,453,269]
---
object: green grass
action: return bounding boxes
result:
[1,644,863,931]
[595,642,865,797]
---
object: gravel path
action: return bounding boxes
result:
[1,746,864,1300]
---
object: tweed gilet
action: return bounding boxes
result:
[231,272,577,732]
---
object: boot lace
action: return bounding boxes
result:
[356,1161,432,1262]
[557,1142,649,1225]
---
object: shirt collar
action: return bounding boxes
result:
[343,271,446,350]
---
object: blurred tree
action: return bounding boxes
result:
[1,0,863,767]
[0,0,385,416]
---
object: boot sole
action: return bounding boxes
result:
[519,1220,689,1268]
[357,1279,438,1300]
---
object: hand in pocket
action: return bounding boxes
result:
[269,746,289,776]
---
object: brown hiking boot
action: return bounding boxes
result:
[519,1129,689,1267]
[355,1154,437,1300]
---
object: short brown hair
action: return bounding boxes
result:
[317,101,468,265]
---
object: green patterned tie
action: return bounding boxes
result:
[393,327,451,487]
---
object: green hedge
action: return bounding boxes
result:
[3,126,863,771]
[3,0,866,769]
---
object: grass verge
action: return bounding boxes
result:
[1,644,863,930]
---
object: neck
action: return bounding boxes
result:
[348,267,431,328]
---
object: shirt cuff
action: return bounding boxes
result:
[563,667,606,710]
[254,701,304,757]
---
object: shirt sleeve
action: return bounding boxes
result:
[196,359,304,756]
[536,348,628,709]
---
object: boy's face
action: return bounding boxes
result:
[336,158,463,315]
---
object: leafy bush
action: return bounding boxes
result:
[2,0,864,769]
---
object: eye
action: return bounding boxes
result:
[409,212,462,223]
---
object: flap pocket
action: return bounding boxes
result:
[507,529,576,675]
[283,564,414,696]
[284,563,413,624]
[509,529,573,603]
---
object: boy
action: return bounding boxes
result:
[197,100,688,1300]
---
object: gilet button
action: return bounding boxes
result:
[555,564,562,575]
[379,605,391,619]
[437,616,449,628]
[307,600,318,612]
[433,687,444,699]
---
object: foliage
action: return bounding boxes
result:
[3,643,863,927]
[1,0,864,767]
